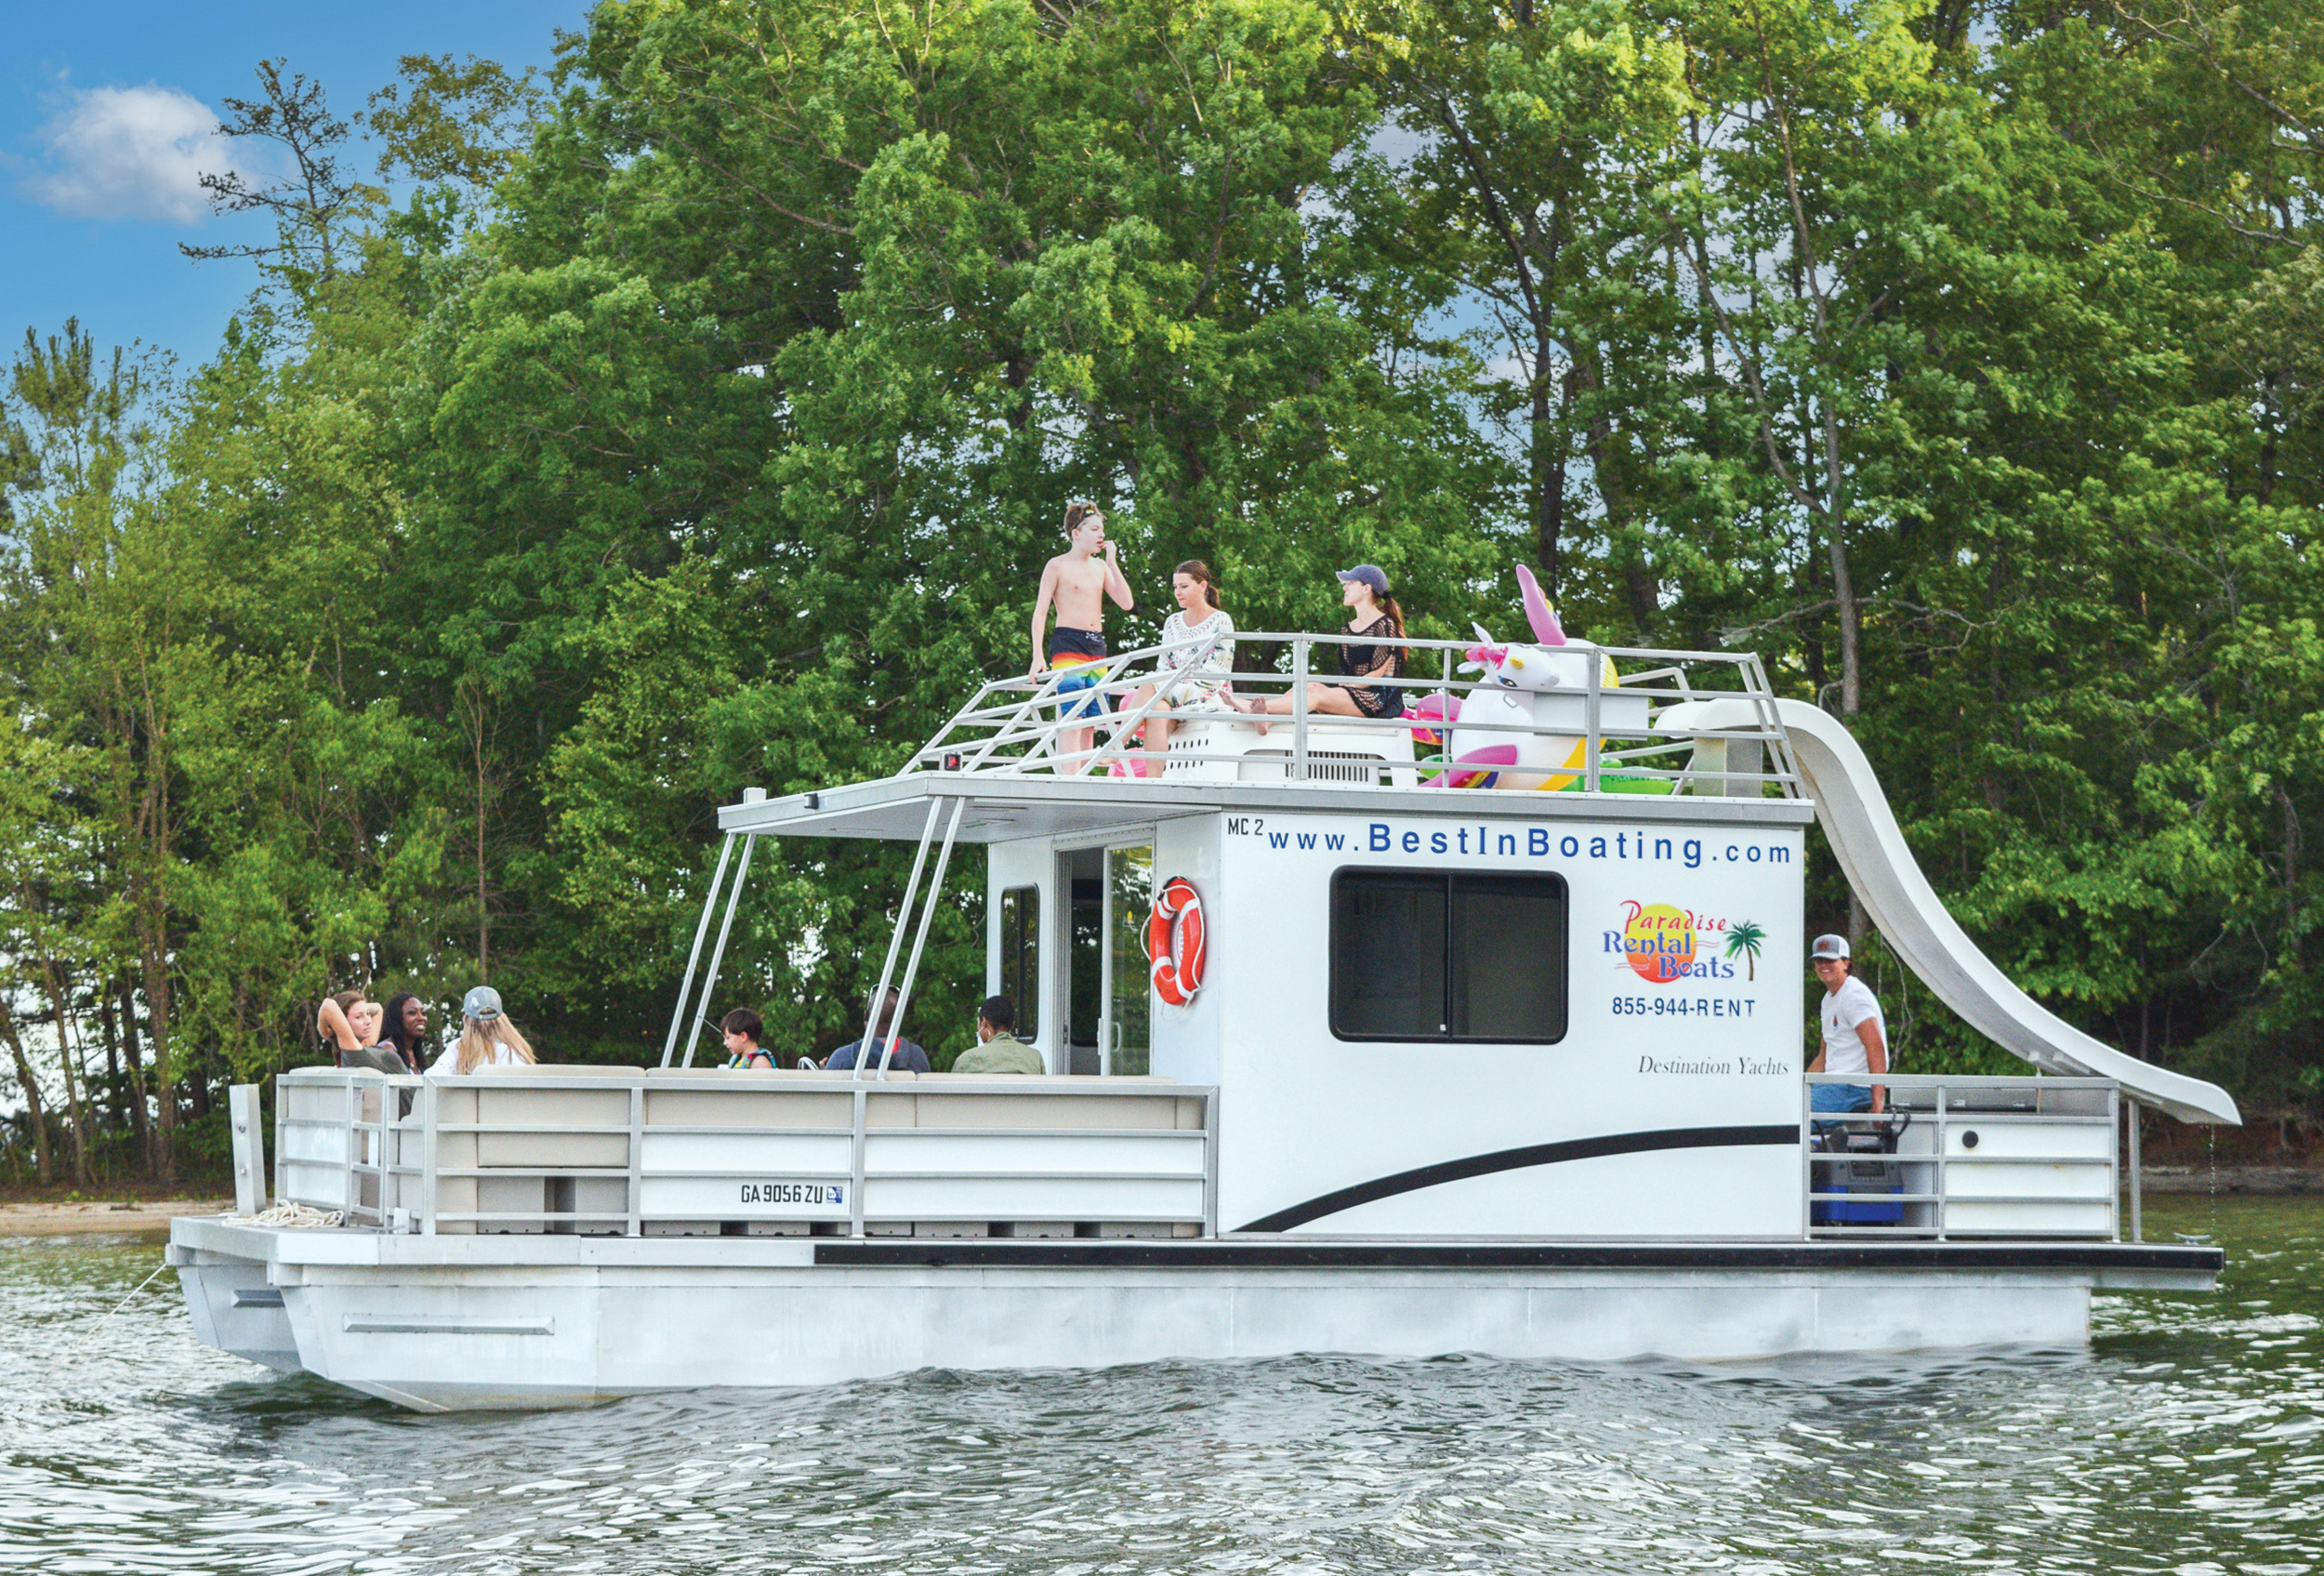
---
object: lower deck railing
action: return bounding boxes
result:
[264,1068,2124,1242]
[1804,1072,2121,1239]
[273,1068,1216,1238]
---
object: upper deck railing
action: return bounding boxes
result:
[906,629,1804,798]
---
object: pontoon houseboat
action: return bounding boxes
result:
[171,619,2234,1410]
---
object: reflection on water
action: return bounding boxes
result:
[2,1196,2319,1574]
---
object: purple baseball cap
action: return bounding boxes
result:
[1336,564,1389,593]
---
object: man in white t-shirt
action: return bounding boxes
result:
[1808,934,1887,1116]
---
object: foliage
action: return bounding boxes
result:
[4,0,2321,1179]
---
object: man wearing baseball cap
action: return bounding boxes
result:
[1808,934,1887,1115]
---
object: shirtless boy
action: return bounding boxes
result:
[1028,501,1134,769]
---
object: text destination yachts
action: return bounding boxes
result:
[1638,1055,1790,1076]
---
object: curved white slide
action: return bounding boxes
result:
[1660,697,2239,1124]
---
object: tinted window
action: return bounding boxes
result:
[1451,875,1566,1040]
[1331,873,1447,1038]
[1331,870,1566,1043]
[999,885,1039,1040]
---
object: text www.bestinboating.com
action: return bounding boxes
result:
[1231,819,1792,869]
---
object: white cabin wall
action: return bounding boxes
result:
[1208,809,1807,1238]
[984,838,1061,1072]
[1149,815,1225,1087]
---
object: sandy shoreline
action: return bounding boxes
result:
[2142,1166,2321,1195]
[0,1199,235,1238]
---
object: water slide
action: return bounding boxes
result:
[1660,697,2240,1125]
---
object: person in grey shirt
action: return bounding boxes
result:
[951,996,1044,1075]
[824,986,931,1073]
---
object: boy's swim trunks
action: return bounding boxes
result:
[1049,627,1108,719]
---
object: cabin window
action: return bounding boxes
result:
[999,885,1039,1040]
[1329,870,1566,1043]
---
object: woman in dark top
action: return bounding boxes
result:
[1229,564,1407,724]
[376,991,434,1075]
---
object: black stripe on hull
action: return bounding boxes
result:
[1235,1124,1800,1233]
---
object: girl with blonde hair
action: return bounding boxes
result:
[426,986,539,1075]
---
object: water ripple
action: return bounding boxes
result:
[2,1197,2318,1574]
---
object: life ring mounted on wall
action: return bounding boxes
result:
[1148,876,1207,1006]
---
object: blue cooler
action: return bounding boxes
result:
[1812,1155,1905,1225]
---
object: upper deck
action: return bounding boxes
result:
[721,629,1817,843]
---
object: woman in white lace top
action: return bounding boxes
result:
[1124,561,1235,776]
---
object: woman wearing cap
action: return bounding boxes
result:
[427,986,539,1075]
[1229,564,1406,728]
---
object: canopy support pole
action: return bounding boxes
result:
[683,833,758,1067]
[661,832,737,1068]
[877,797,968,1079]
[852,800,946,1078]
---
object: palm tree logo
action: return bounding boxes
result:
[1724,920,1766,981]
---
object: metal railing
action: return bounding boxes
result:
[276,1072,416,1228]
[270,1068,2128,1245]
[272,1067,1217,1238]
[1802,1073,2119,1239]
[906,629,1804,796]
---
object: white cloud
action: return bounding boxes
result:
[22,83,234,223]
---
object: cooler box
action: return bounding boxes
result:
[1811,1155,1904,1225]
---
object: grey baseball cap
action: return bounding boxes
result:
[1337,564,1389,593]
[1810,934,1850,961]
[462,985,504,1022]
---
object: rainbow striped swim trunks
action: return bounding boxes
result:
[1049,627,1109,720]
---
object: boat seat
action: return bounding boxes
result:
[916,1071,1174,1084]
[643,1066,917,1081]
[461,1062,645,1075]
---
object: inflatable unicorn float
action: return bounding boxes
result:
[1407,564,1653,790]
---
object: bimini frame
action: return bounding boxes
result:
[661,630,1803,1071]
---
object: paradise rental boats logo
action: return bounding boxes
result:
[1608,901,1767,985]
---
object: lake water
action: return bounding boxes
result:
[3,1195,2318,1574]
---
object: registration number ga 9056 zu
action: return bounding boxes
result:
[739,1182,841,1206]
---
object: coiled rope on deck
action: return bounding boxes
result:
[226,1201,345,1227]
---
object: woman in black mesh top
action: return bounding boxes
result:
[1229,564,1406,727]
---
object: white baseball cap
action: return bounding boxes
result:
[1810,934,1850,961]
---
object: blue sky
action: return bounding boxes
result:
[2,0,586,374]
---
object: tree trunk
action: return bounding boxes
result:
[1530,358,1558,596]
[2282,785,2303,969]
[0,1008,52,1184]
[100,989,125,1132]
[1827,517,1861,720]
[1831,515,1867,947]
[39,965,92,1186]
[142,947,176,1183]
[1579,378,1657,629]
[118,981,152,1168]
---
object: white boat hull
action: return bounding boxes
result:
[169,1218,2215,1411]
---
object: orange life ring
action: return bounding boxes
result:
[1147,876,1206,1006]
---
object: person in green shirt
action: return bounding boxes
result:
[951,996,1045,1075]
